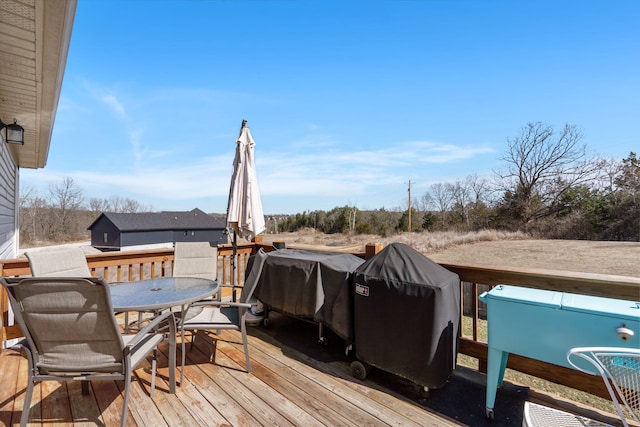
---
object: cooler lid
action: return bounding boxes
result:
[561,293,640,321]
[479,284,562,309]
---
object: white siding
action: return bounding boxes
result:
[0,139,18,259]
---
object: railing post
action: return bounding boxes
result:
[365,243,383,260]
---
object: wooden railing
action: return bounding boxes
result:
[1,241,639,403]
[444,262,640,400]
[0,242,260,342]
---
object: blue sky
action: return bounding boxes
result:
[21,0,639,215]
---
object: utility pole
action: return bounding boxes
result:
[407,180,412,232]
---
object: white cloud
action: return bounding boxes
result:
[101,94,126,117]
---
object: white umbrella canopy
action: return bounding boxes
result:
[226,119,266,241]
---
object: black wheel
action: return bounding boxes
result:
[344,344,354,357]
[413,384,430,398]
[350,360,368,380]
[318,337,328,346]
[263,317,270,328]
[486,407,494,421]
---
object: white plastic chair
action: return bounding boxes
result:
[567,347,640,427]
[522,401,613,427]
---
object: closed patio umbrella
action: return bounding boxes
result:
[226,119,266,295]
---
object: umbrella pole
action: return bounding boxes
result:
[232,230,238,302]
[229,120,244,303]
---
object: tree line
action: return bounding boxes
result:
[276,123,639,241]
[19,122,639,245]
[19,179,153,245]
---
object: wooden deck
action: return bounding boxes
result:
[0,313,461,427]
[0,312,627,427]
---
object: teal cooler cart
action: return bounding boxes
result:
[479,285,640,420]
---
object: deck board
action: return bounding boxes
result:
[66,381,103,427]
[0,349,20,426]
[231,334,384,426]
[243,327,447,427]
[212,334,358,426]
[88,380,122,427]
[0,321,468,427]
[198,340,324,426]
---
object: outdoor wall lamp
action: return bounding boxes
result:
[0,117,25,145]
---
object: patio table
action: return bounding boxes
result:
[110,277,219,385]
[109,277,219,313]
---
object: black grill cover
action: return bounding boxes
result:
[353,243,460,388]
[253,249,364,342]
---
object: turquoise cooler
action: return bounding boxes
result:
[479,284,640,418]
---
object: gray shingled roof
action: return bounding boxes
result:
[88,208,226,231]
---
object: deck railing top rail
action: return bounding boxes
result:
[440,261,640,301]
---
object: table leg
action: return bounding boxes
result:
[179,304,186,386]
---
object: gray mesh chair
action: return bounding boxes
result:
[25,247,92,277]
[173,241,246,302]
[0,276,176,427]
[173,241,218,282]
[568,347,640,427]
[25,247,134,323]
[180,248,267,373]
[173,241,220,304]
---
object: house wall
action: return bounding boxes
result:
[89,215,227,250]
[0,141,18,259]
[90,216,120,249]
[120,242,174,252]
[173,229,227,245]
[121,230,174,247]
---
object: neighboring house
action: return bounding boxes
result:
[0,1,77,259]
[88,208,228,251]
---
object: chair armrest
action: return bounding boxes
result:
[218,283,242,288]
[567,346,640,375]
[188,300,252,309]
[9,339,30,354]
[124,311,176,355]
[216,283,243,302]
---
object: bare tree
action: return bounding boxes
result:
[89,197,109,214]
[418,192,433,213]
[426,183,452,230]
[20,186,46,244]
[448,179,472,228]
[48,177,85,238]
[495,122,597,224]
[466,174,492,229]
[89,195,151,214]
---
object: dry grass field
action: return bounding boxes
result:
[260,229,640,278]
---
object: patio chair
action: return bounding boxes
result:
[173,241,218,282]
[180,248,267,374]
[0,276,176,427]
[25,247,137,325]
[25,247,91,276]
[567,347,640,427]
[173,241,245,302]
[173,241,221,303]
